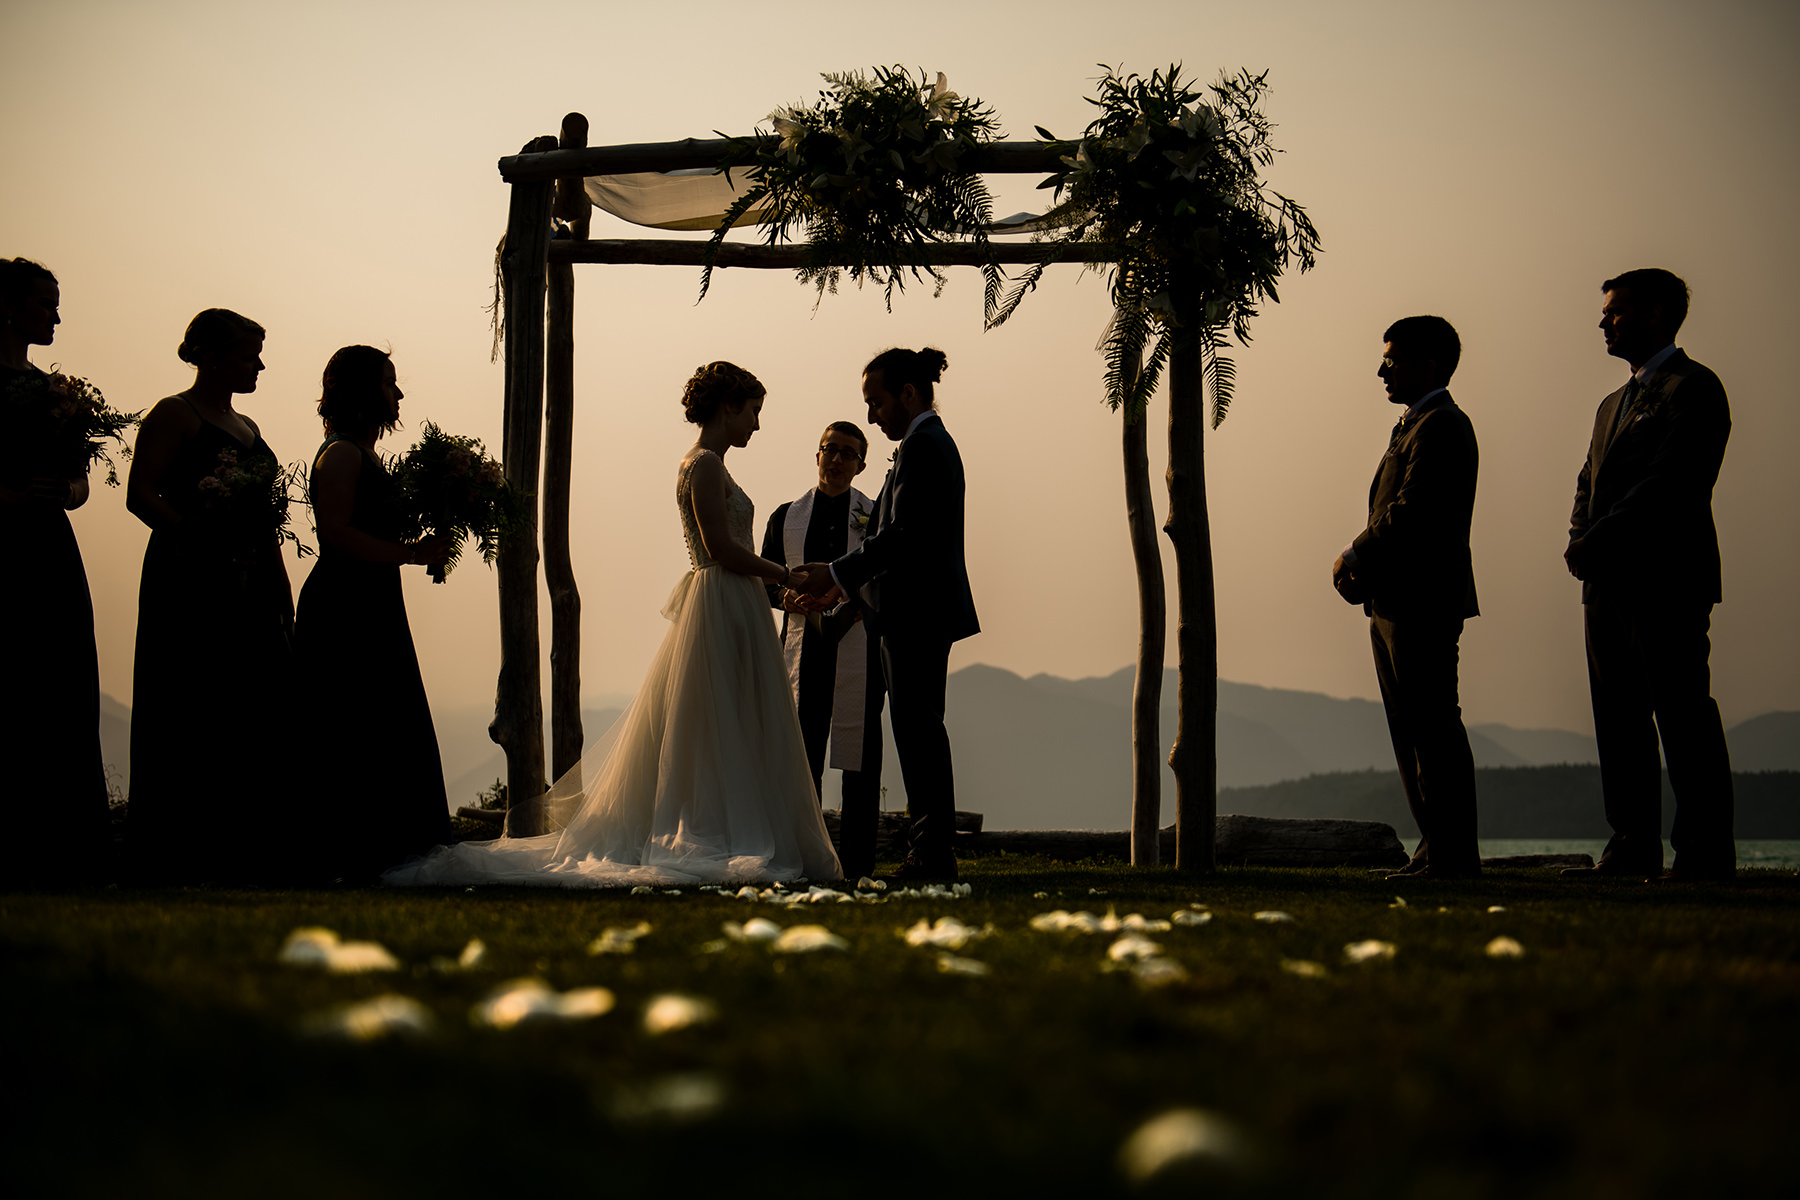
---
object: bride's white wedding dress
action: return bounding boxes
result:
[385,450,843,887]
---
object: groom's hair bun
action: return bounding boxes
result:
[682,360,766,425]
[864,346,948,407]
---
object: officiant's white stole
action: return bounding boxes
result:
[782,486,872,772]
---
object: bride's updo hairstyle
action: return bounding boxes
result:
[682,360,766,425]
[864,346,948,409]
[319,344,400,437]
[177,308,264,366]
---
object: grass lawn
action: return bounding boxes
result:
[3,860,1796,1198]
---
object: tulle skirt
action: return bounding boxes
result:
[385,566,842,887]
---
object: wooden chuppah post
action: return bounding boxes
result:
[545,113,589,782]
[1121,353,1166,868]
[491,133,557,832]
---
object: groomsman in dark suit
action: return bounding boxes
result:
[760,421,886,880]
[796,347,978,880]
[1332,316,1482,880]
[1563,269,1735,881]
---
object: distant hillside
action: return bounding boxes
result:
[1219,767,1800,840]
[1725,712,1800,772]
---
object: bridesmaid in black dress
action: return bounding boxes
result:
[296,345,452,880]
[125,309,295,881]
[0,258,109,879]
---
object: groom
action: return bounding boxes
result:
[797,347,978,880]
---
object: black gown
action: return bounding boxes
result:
[0,364,109,878]
[295,437,450,879]
[126,403,295,880]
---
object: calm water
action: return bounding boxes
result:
[1479,839,1800,871]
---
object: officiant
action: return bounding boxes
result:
[761,421,886,879]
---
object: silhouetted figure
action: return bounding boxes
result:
[1563,269,1735,882]
[0,258,109,877]
[761,420,886,880]
[294,346,452,880]
[125,309,295,882]
[797,348,979,882]
[1332,316,1481,881]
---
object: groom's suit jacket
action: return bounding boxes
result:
[1570,349,1730,608]
[831,412,979,644]
[1350,392,1480,623]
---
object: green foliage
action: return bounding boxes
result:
[387,422,526,582]
[193,443,313,559]
[0,367,140,487]
[1004,66,1323,426]
[475,777,508,811]
[704,67,1004,310]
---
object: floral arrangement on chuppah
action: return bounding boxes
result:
[705,67,1004,310]
[388,422,524,583]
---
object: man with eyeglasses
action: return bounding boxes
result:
[1332,315,1483,881]
[760,421,886,879]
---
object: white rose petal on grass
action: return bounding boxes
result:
[587,922,652,956]
[937,953,990,977]
[1118,1108,1255,1186]
[457,939,486,969]
[1343,940,1398,964]
[902,917,994,950]
[1030,910,1102,933]
[1253,911,1295,924]
[1107,934,1164,963]
[643,993,718,1035]
[1485,936,1525,959]
[1172,910,1213,927]
[771,925,848,954]
[630,886,653,895]
[1389,896,1409,909]
[277,927,400,974]
[1487,905,1508,914]
[612,1073,727,1123]
[472,979,616,1029]
[723,917,783,943]
[735,886,760,900]
[855,876,885,892]
[1281,959,1329,979]
[306,994,434,1041]
[1132,958,1188,988]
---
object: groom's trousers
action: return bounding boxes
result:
[1370,613,1480,874]
[880,632,957,860]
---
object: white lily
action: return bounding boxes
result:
[924,72,960,120]
[771,111,807,161]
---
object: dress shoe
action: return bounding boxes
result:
[890,851,958,883]
[1561,859,1658,880]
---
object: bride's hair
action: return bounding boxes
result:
[177,308,264,367]
[682,360,765,425]
[864,346,948,408]
[319,344,400,437]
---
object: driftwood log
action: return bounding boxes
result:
[956,814,1407,869]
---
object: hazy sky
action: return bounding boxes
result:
[5,0,1797,735]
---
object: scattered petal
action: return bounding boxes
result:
[1253,911,1295,924]
[735,887,759,900]
[278,927,400,974]
[1281,959,1329,979]
[902,916,995,950]
[587,922,653,955]
[1389,896,1409,909]
[1030,910,1102,933]
[1486,905,1508,914]
[1172,910,1213,927]
[642,993,717,1035]
[630,886,653,895]
[1132,958,1188,987]
[856,876,886,892]
[1118,1108,1254,1185]
[937,953,990,976]
[723,918,782,943]
[697,938,731,954]
[1485,936,1525,959]
[305,993,434,1041]
[1032,891,1050,900]
[771,924,849,953]
[1107,934,1164,962]
[1117,912,1173,933]
[1343,940,1397,964]
[472,978,616,1029]
[457,939,486,969]
[611,1073,726,1123]
[662,889,683,896]
[1089,888,1108,896]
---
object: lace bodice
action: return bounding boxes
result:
[676,449,755,569]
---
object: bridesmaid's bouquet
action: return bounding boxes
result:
[0,368,138,487]
[388,422,524,582]
[196,447,311,557]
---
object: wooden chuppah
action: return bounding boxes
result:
[489,116,1216,869]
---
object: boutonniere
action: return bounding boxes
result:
[850,499,874,535]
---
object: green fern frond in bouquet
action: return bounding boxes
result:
[0,367,140,487]
[388,422,525,583]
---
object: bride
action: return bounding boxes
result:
[386,362,843,887]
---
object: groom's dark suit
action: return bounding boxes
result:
[830,412,977,863]
[1349,391,1481,875]
[1571,348,1734,874]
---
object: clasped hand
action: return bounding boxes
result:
[791,561,845,608]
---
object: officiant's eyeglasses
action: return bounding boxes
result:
[818,444,863,461]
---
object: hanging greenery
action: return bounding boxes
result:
[992,66,1322,426]
[703,67,1003,309]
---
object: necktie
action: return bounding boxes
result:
[1388,418,1406,448]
